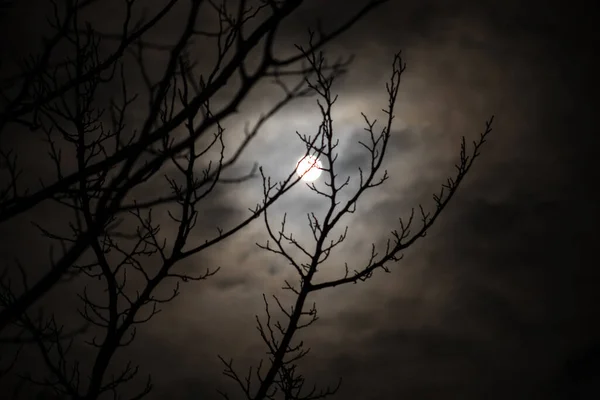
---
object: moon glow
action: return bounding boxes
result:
[296,155,323,182]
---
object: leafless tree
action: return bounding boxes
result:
[0,0,391,397]
[217,47,494,399]
[0,0,493,398]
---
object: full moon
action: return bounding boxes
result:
[296,155,323,182]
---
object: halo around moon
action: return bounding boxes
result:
[296,155,323,182]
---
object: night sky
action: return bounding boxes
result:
[0,0,598,399]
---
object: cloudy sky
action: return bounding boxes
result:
[1,0,598,399]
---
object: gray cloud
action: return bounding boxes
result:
[1,0,597,398]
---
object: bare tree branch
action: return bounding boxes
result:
[219,47,493,400]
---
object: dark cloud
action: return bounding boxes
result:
[1,0,598,399]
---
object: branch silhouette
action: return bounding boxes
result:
[217,46,493,399]
[0,0,494,398]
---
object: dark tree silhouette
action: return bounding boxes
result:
[0,0,493,399]
[216,46,493,400]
